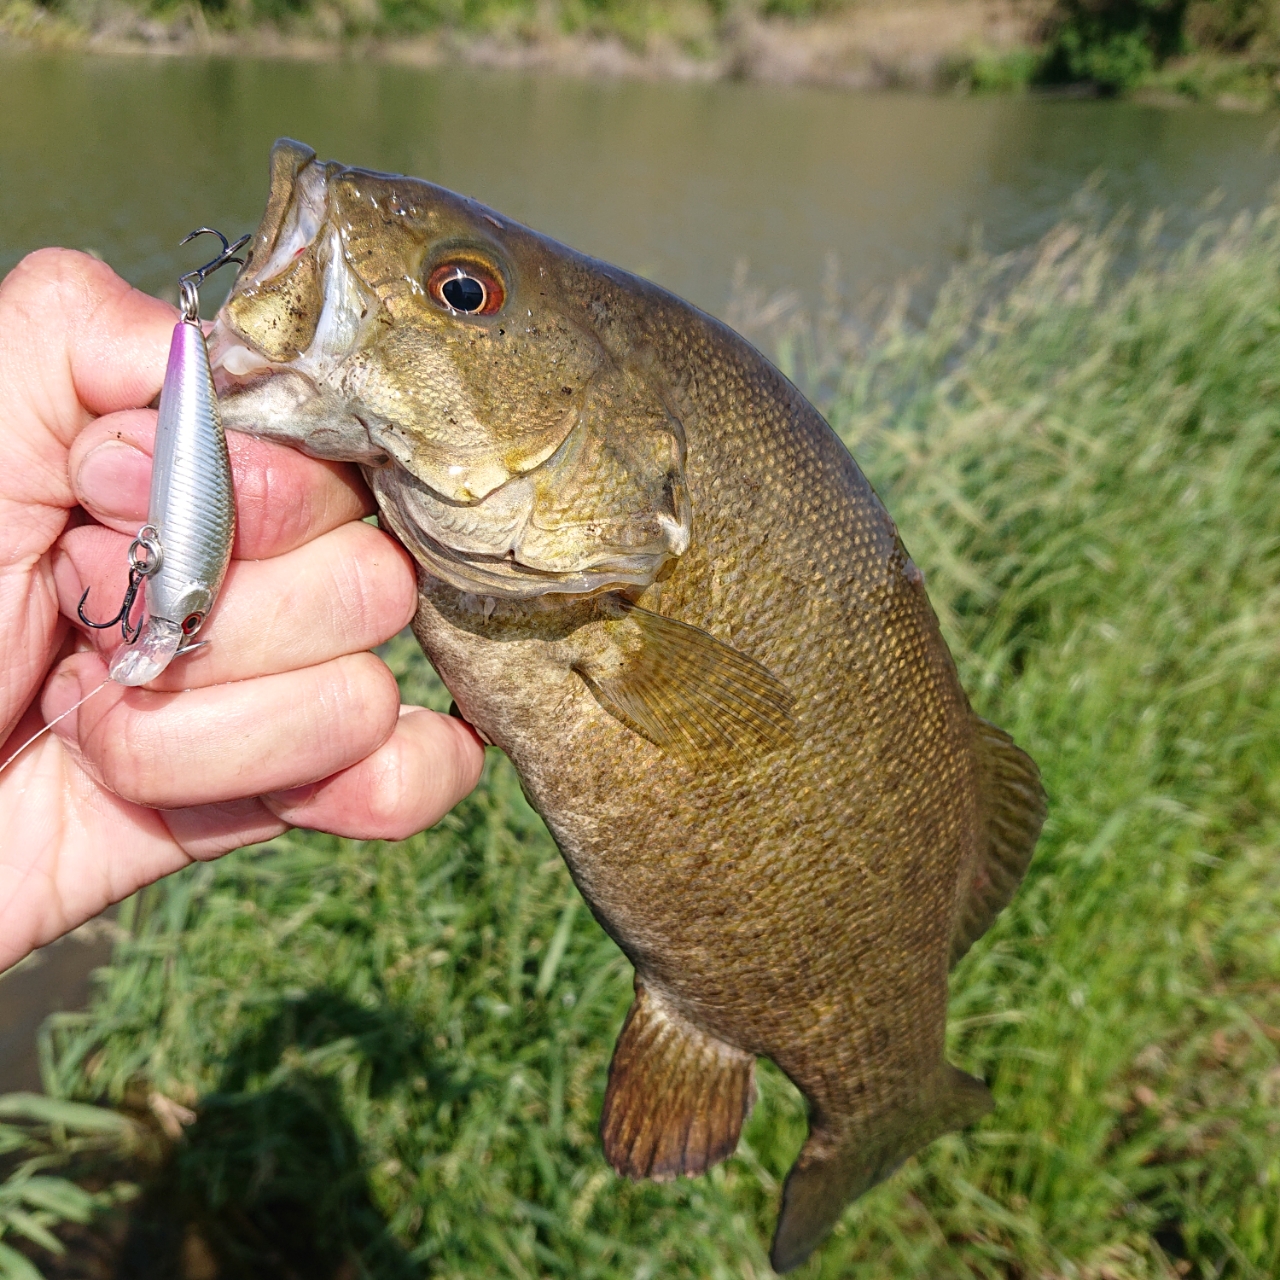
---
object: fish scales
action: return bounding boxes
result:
[422,325,972,1096]
[212,139,1045,1272]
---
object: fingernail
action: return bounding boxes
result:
[76,440,149,521]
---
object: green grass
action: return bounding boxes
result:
[15,203,1280,1277]
[0,1095,138,1277]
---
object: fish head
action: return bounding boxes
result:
[213,138,691,600]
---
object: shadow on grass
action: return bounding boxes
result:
[111,990,427,1280]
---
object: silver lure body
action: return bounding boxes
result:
[110,318,236,686]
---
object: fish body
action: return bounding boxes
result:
[213,139,1045,1271]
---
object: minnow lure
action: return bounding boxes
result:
[80,228,246,686]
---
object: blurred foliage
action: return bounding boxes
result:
[955,44,1041,92]
[1037,0,1280,91]
[24,0,747,43]
[0,1095,138,1278]
[12,202,1280,1276]
[1184,0,1280,48]
[1037,0,1190,90]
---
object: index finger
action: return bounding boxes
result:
[0,249,176,489]
[68,411,373,558]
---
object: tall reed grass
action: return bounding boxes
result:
[10,201,1280,1277]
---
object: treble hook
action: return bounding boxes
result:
[77,527,162,644]
[178,226,251,323]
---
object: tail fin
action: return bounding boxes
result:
[770,1065,993,1273]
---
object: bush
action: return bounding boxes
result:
[1038,0,1190,90]
[1185,0,1280,52]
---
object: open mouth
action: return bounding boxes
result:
[253,158,328,286]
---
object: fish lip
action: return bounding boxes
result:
[207,324,289,382]
[208,326,326,409]
[239,149,330,292]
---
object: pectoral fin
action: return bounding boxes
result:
[575,600,797,772]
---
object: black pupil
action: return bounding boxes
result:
[442,275,485,312]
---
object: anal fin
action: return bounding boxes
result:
[601,982,756,1181]
[575,598,797,773]
[771,1065,993,1273]
[950,716,1047,967]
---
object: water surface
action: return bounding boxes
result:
[2,51,1278,316]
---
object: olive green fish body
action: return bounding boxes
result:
[214,141,1045,1272]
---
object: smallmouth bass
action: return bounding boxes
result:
[212,139,1046,1271]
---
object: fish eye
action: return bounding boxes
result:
[427,262,505,317]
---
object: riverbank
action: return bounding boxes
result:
[1,0,1050,91]
[6,0,1280,107]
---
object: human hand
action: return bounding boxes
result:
[0,249,484,973]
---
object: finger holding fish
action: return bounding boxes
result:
[68,411,373,556]
[261,705,484,840]
[40,644,481,838]
[44,646,405,810]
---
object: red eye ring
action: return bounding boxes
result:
[182,613,204,636]
[427,262,505,317]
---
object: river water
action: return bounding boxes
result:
[1,50,1278,1088]
[2,50,1279,320]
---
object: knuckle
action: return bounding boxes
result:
[361,749,414,835]
[4,249,103,313]
[334,526,416,641]
[332,652,400,730]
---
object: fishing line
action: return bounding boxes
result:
[0,678,111,779]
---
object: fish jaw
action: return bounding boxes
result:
[210,155,388,466]
[211,360,390,466]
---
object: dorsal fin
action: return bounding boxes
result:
[950,717,1047,967]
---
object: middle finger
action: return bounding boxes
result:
[54,517,417,689]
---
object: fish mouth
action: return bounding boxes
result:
[250,154,328,288]
[210,146,389,467]
[239,138,328,291]
[211,328,392,467]
[210,332,279,381]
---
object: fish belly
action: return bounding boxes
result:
[411,573,978,1125]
